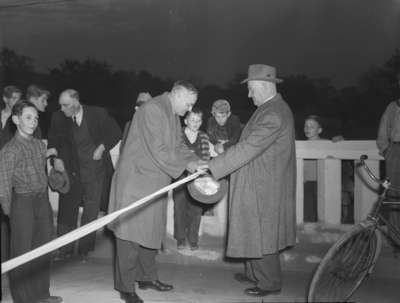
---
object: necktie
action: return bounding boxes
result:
[73,116,78,126]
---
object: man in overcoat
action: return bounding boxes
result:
[47,89,121,260]
[208,64,297,297]
[107,81,202,303]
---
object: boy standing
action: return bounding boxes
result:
[206,99,242,154]
[173,108,210,250]
[0,100,62,303]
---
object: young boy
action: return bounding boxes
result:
[0,100,62,303]
[206,99,242,154]
[173,108,210,250]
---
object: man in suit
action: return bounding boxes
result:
[208,64,297,297]
[48,89,121,260]
[108,81,202,303]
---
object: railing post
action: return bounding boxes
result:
[354,159,380,222]
[296,158,304,224]
[318,158,342,224]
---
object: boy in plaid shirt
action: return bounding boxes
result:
[173,108,210,250]
[0,100,62,303]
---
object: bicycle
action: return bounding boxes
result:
[307,155,400,302]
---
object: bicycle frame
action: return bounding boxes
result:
[360,155,400,247]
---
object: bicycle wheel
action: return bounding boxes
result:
[307,220,382,302]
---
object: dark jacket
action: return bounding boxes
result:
[207,114,242,150]
[48,105,121,210]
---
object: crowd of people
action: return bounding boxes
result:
[0,66,399,303]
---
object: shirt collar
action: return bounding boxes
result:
[261,93,277,105]
[73,105,83,125]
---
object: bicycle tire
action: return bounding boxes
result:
[307,220,382,302]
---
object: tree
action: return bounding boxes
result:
[0,47,35,87]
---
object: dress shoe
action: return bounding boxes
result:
[120,291,143,303]
[36,295,63,303]
[138,280,174,291]
[234,272,257,284]
[244,286,281,297]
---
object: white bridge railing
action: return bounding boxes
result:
[49,140,383,239]
[295,140,382,225]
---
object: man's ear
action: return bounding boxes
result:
[318,127,322,135]
[11,115,20,126]
[227,111,231,118]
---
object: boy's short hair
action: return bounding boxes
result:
[26,84,50,99]
[3,85,22,99]
[172,80,198,95]
[12,100,37,117]
[305,115,323,128]
[212,99,231,115]
[186,107,203,119]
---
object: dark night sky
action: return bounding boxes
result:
[1,0,400,88]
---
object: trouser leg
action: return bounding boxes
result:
[243,259,258,281]
[173,186,187,242]
[186,197,203,246]
[385,145,400,247]
[136,245,158,282]
[249,253,282,291]
[114,238,138,293]
[31,193,53,299]
[9,193,52,303]
[78,171,104,254]
[57,176,81,254]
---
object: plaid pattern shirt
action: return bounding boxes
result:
[0,132,47,215]
[183,130,210,161]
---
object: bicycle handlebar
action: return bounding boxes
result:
[359,155,386,185]
[359,155,400,192]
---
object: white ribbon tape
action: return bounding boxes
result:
[1,171,204,274]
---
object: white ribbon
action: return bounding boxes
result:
[1,171,204,274]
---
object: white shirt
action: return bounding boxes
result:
[73,106,83,126]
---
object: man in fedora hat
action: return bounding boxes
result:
[207,64,296,297]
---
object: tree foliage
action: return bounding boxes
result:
[1,47,399,138]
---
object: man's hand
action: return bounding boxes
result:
[46,148,58,158]
[93,144,105,160]
[214,140,228,154]
[186,160,209,173]
[53,158,65,172]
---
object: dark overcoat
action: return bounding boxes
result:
[209,94,296,258]
[107,93,197,249]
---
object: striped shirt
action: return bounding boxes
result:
[0,132,47,214]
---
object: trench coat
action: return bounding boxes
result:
[209,94,296,258]
[107,93,197,249]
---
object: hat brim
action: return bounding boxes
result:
[48,168,70,194]
[187,175,228,204]
[241,77,283,84]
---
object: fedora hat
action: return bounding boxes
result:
[241,64,283,84]
[48,167,70,194]
[187,174,228,204]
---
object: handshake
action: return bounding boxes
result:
[186,159,209,174]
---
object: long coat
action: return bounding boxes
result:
[209,94,296,258]
[107,93,197,249]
